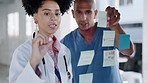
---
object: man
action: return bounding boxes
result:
[61,0,134,83]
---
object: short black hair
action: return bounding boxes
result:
[22,0,74,16]
[74,0,96,9]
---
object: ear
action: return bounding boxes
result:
[33,13,38,24]
[94,10,98,19]
[71,10,75,18]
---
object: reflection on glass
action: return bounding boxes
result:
[7,12,19,37]
[26,15,36,36]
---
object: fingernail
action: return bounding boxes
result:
[108,17,110,20]
[48,37,52,42]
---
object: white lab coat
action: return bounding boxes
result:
[9,38,72,83]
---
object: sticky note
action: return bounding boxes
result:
[103,50,115,67]
[79,73,93,83]
[119,34,130,50]
[97,11,107,27]
[77,50,94,66]
[102,31,115,47]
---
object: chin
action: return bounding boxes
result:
[80,27,89,30]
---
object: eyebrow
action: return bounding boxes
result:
[42,9,60,12]
[75,9,92,11]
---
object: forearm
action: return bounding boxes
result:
[30,59,39,71]
[112,23,134,56]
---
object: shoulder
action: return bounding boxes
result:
[61,28,78,43]
[60,43,70,53]
[60,43,71,59]
[96,27,111,31]
[64,29,78,39]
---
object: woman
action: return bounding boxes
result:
[9,0,73,83]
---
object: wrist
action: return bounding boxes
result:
[111,23,120,30]
[30,58,39,71]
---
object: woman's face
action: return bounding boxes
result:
[34,0,61,37]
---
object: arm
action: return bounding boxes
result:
[112,23,134,56]
[9,47,44,83]
[9,32,52,83]
[105,6,134,56]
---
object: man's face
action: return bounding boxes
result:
[72,1,97,30]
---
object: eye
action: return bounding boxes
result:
[44,12,50,16]
[76,10,82,14]
[44,12,49,16]
[86,10,92,15]
[55,12,61,16]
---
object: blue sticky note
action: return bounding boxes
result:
[119,34,130,50]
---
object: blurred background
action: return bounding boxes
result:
[0,0,148,83]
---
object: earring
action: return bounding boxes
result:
[34,19,39,36]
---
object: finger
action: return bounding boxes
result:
[110,9,117,20]
[106,6,112,17]
[106,7,116,22]
[106,7,114,19]
[107,8,120,26]
[113,10,119,19]
[37,31,49,43]
[112,12,120,23]
[36,33,48,45]
[109,13,120,26]
[48,37,53,42]
[46,40,53,48]
[32,36,44,47]
[35,33,48,46]
[47,37,53,48]
[105,6,111,12]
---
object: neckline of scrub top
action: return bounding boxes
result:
[76,27,101,47]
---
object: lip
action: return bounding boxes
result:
[48,23,57,28]
[80,22,88,26]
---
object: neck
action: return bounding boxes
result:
[38,30,54,38]
[78,23,97,44]
[79,23,97,37]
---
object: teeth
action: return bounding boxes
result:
[48,37,52,42]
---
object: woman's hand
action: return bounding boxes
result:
[30,32,53,70]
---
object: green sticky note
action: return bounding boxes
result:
[119,34,130,50]
[97,11,107,27]
[79,73,93,83]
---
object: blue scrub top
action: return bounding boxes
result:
[61,27,122,83]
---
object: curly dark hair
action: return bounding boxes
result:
[22,0,74,16]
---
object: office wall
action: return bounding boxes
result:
[0,0,26,65]
[119,0,143,24]
[0,3,9,65]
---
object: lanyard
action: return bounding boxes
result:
[42,56,71,80]
[63,56,71,79]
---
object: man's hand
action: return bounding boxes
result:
[106,6,120,28]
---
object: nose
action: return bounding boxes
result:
[81,14,87,21]
[50,13,56,21]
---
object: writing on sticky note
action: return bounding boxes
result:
[119,34,130,50]
[97,11,107,27]
[102,31,115,47]
[103,50,115,67]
